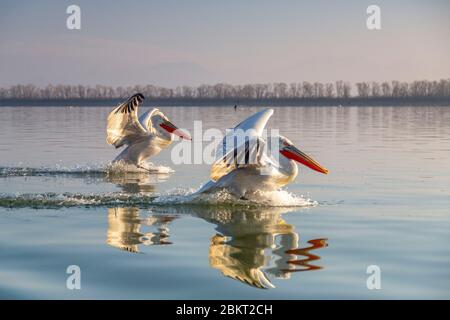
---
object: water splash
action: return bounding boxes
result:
[0,164,316,209]
[0,163,107,177]
[0,162,174,178]
[0,192,158,209]
[152,187,316,207]
[105,161,174,174]
[0,188,316,209]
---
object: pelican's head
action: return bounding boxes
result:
[278,136,328,175]
[152,111,191,141]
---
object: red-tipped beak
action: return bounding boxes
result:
[280,145,328,175]
[160,121,191,140]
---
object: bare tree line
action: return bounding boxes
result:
[1,79,450,100]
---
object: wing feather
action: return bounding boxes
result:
[210,109,274,181]
[233,108,273,137]
[106,93,147,148]
[210,136,268,181]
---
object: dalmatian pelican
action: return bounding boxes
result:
[196,108,328,198]
[106,93,190,171]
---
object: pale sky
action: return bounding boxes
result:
[0,0,449,87]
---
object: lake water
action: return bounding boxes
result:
[0,106,449,299]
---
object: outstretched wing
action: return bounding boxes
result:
[210,136,270,181]
[106,93,147,148]
[210,108,274,181]
[232,108,274,137]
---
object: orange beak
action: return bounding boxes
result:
[280,145,328,175]
[160,120,191,140]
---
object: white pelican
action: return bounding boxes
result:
[106,93,191,171]
[196,108,328,198]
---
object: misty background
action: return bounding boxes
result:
[0,0,449,88]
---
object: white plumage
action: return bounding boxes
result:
[196,108,328,198]
[106,93,190,171]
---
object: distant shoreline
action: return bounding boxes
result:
[1,97,450,107]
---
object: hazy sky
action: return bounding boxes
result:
[0,0,449,87]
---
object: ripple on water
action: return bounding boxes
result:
[0,189,316,209]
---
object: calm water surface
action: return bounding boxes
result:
[0,106,449,299]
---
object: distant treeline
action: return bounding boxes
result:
[1,79,450,100]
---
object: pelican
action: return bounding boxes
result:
[196,108,328,198]
[106,93,191,171]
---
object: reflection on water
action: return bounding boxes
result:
[105,171,169,194]
[104,170,327,288]
[106,205,327,289]
[2,106,449,298]
[199,208,328,289]
[107,207,177,253]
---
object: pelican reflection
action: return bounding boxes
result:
[107,207,177,253]
[195,207,328,289]
[105,206,328,289]
[105,171,169,193]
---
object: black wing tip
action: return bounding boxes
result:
[127,93,145,105]
[115,93,145,114]
[132,93,145,102]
